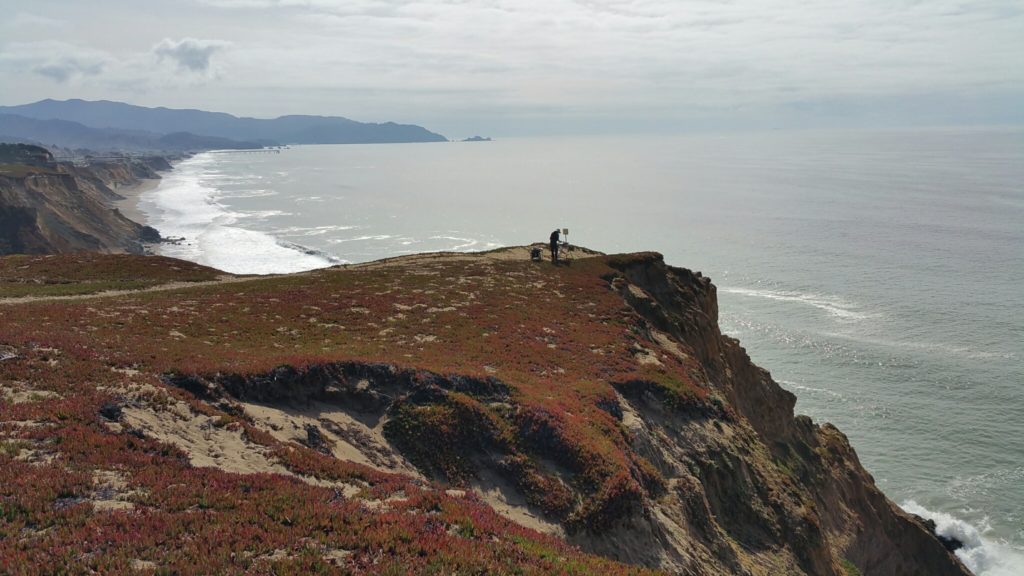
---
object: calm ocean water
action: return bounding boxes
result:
[140,129,1024,574]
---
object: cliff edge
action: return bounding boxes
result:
[0,144,162,255]
[0,248,971,574]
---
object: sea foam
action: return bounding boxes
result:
[901,500,1024,576]
[143,153,337,275]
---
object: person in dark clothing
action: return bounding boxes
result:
[549,229,560,263]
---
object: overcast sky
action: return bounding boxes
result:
[1,0,1021,136]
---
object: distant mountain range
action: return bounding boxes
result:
[0,99,448,153]
[0,114,264,153]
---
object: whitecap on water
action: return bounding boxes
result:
[429,235,487,251]
[272,224,359,237]
[720,286,870,321]
[819,332,1020,362]
[327,234,395,244]
[777,379,845,399]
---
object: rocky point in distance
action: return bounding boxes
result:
[0,242,972,575]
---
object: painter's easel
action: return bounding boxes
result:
[558,228,574,265]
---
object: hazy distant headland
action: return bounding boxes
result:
[0,99,448,153]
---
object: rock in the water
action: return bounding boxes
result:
[922,518,965,552]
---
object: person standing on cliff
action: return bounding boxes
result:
[549,229,560,263]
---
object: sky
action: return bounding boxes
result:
[0,0,1022,137]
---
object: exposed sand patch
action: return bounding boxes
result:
[256,549,291,562]
[360,493,410,512]
[632,344,664,367]
[111,366,142,377]
[0,420,54,431]
[11,440,58,466]
[91,469,143,512]
[627,283,651,300]
[651,328,690,361]
[0,383,62,404]
[322,549,352,565]
[121,404,289,477]
[470,467,564,537]
[241,400,423,479]
[131,559,157,572]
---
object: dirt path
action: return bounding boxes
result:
[0,274,274,306]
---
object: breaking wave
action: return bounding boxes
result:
[142,153,337,275]
[901,500,1024,576]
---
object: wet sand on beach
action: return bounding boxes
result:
[113,178,159,225]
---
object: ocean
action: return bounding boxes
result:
[137,129,1024,575]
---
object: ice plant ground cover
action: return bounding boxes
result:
[0,248,724,574]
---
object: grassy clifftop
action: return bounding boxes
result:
[0,248,969,575]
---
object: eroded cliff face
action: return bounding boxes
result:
[0,249,971,575]
[600,254,971,575]
[0,159,160,255]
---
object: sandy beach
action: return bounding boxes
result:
[113,178,160,225]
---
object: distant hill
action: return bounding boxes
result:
[0,99,449,145]
[0,114,263,153]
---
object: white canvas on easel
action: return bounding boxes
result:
[560,229,573,263]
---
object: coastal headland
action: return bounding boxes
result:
[0,247,971,574]
[0,144,165,255]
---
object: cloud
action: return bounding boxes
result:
[0,41,109,84]
[153,37,229,73]
[33,57,105,83]
[2,0,1021,132]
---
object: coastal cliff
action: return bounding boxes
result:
[0,248,970,574]
[0,145,161,255]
